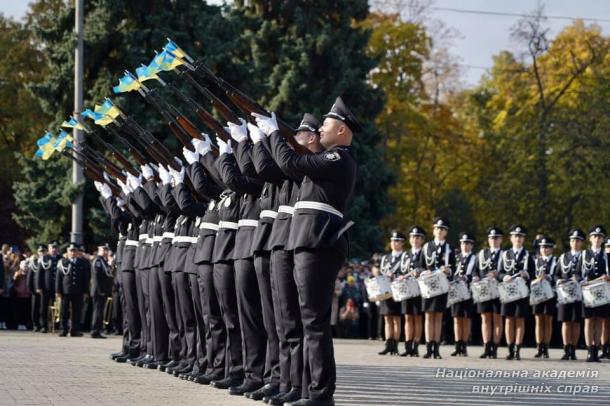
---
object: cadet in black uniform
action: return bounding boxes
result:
[254,96,359,406]
[91,244,113,338]
[399,226,426,357]
[499,224,534,360]
[604,236,610,359]
[579,225,609,362]
[451,233,476,357]
[378,231,406,356]
[472,227,503,359]
[421,217,455,359]
[56,243,91,337]
[556,228,585,360]
[27,245,47,332]
[40,243,60,333]
[532,236,557,358]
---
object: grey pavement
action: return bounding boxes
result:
[0,331,609,405]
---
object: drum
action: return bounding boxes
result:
[391,277,420,301]
[418,271,449,299]
[529,278,554,305]
[582,281,610,308]
[365,275,393,302]
[498,277,529,304]
[447,279,471,307]
[556,280,583,305]
[471,278,499,303]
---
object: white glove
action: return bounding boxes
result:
[158,165,172,185]
[192,136,211,156]
[140,164,154,180]
[94,181,103,193]
[183,147,200,165]
[118,179,132,195]
[503,275,512,282]
[100,183,112,199]
[247,123,265,144]
[117,197,126,208]
[252,111,278,136]
[103,171,111,183]
[228,118,248,143]
[218,138,233,155]
[169,165,185,184]
[127,173,142,190]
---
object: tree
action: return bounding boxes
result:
[231,0,394,256]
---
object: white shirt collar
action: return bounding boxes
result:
[411,248,421,254]
[391,250,403,257]
[434,239,445,245]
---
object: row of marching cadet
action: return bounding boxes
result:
[366,218,610,362]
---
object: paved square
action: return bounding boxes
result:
[0,332,608,405]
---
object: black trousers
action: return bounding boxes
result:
[213,261,243,379]
[235,257,266,385]
[115,274,130,354]
[271,248,303,392]
[40,291,52,330]
[188,272,208,373]
[197,263,226,376]
[91,294,107,335]
[294,238,347,401]
[121,271,142,355]
[31,293,41,329]
[254,252,281,385]
[112,278,123,334]
[60,293,84,334]
[173,271,197,364]
[160,270,182,361]
[135,268,151,355]
[149,266,169,361]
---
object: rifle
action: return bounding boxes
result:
[80,146,127,183]
[61,151,121,195]
[106,126,162,183]
[88,128,140,177]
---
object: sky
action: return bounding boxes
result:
[1,0,609,87]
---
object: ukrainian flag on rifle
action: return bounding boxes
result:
[34,132,56,160]
[61,116,86,130]
[113,74,142,94]
[53,130,73,152]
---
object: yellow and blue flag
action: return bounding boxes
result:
[34,132,57,160]
[163,39,190,61]
[82,108,115,127]
[53,130,73,152]
[136,64,160,82]
[94,99,122,119]
[151,50,184,72]
[61,116,86,131]
[113,74,142,93]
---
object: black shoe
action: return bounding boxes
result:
[137,355,154,368]
[158,360,179,372]
[59,331,68,337]
[378,339,395,355]
[593,345,602,362]
[91,332,107,339]
[285,398,334,406]
[542,343,549,359]
[210,375,243,389]
[586,346,599,362]
[479,342,490,359]
[433,341,442,359]
[423,342,433,359]
[268,388,300,405]
[400,340,413,357]
[570,344,578,361]
[490,342,498,359]
[265,390,287,405]
[69,331,83,337]
[144,359,164,369]
[130,354,147,366]
[461,341,468,356]
[194,372,222,385]
[33,326,40,332]
[40,328,48,334]
[602,344,610,359]
[410,342,419,357]
[451,341,461,356]
[561,345,570,360]
[506,343,515,360]
[126,354,145,364]
[115,353,135,363]
[245,383,280,400]
[166,361,188,374]
[173,363,193,377]
[110,351,126,360]
[515,345,521,360]
[534,343,543,358]
[229,380,264,396]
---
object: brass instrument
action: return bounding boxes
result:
[49,296,61,332]
[103,296,113,328]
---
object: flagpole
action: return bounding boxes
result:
[70,0,84,245]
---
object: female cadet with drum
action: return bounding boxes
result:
[531,236,557,359]
[450,233,476,357]
[556,228,585,360]
[603,236,610,359]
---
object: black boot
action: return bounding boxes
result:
[570,344,577,361]
[479,342,490,358]
[542,343,549,359]
[411,342,419,357]
[515,345,521,360]
[490,342,498,359]
[461,340,468,357]
[451,341,461,356]
[378,339,393,355]
[592,345,601,362]
[602,344,610,359]
[433,341,442,359]
[586,346,598,362]
[506,343,515,360]
[560,345,570,360]
[391,339,400,355]
[534,343,543,358]
[400,340,413,357]
[423,342,433,359]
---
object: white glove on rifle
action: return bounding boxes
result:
[218,138,233,155]
[247,123,265,144]
[140,164,154,180]
[158,165,172,185]
[182,146,200,165]
[169,165,185,185]
[118,179,132,196]
[100,183,112,199]
[126,173,142,190]
[192,136,211,156]
[117,197,126,208]
[94,181,103,193]
[228,118,248,143]
[252,111,278,136]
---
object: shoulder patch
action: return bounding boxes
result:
[324,151,340,161]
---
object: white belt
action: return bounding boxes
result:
[152,236,163,242]
[238,219,259,228]
[162,232,175,239]
[125,240,139,247]
[145,238,153,244]
[259,210,278,219]
[278,205,295,215]
[200,222,219,231]
[294,201,343,218]
[218,221,238,230]
[173,236,196,244]
[138,234,148,241]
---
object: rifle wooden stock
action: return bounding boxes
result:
[90,130,139,176]
[168,121,195,151]
[182,72,241,124]
[176,116,204,141]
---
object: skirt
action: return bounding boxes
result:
[501,297,529,318]
[422,293,448,313]
[557,301,583,322]
[532,298,556,316]
[476,298,501,314]
[380,298,403,316]
[402,296,423,315]
[451,299,473,318]
[583,303,610,318]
